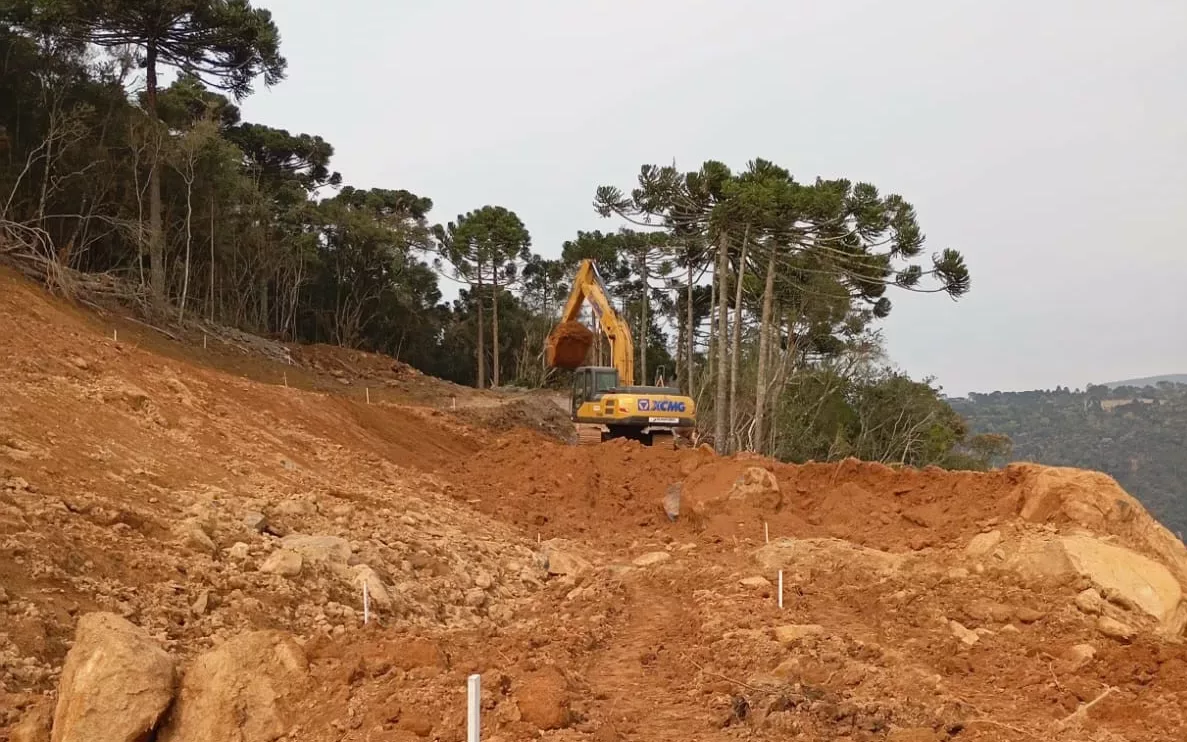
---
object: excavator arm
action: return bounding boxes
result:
[546,259,635,386]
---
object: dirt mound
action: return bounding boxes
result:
[546,320,594,369]
[453,433,692,542]
[0,268,542,699]
[457,395,575,442]
[290,343,420,385]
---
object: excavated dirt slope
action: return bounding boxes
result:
[2,266,1187,742]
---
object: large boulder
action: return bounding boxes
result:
[51,612,175,742]
[1010,465,1187,588]
[1062,534,1183,632]
[1004,532,1185,634]
[158,631,309,742]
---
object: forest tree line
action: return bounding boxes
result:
[1,0,1005,468]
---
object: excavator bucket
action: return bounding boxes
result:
[546,320,594,369]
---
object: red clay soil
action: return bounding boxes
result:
[3,265,1187,742]
[546,320,594,369]
[454,439,1017,553]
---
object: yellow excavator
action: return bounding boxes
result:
[545,259,697,447]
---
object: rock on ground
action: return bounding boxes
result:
[158,631,308,742]
[755,537,904,576]
[729,467,782,509]
[539,539,592,577]
[1006,533,1184,632]
[949,620,980,646]
[260,549,303,577]
[51,612,175,742]
[1012,464,1187,590]
[632,551,671,567]
[1061,534,1183,631]
[773,624,824,644]
[1059,643,1098,671]
[351,564,393,609]
[1075,588,1105,615]
[11,699,53,742]
[279,534,352,565]
[1097,616,1136,643]
[965,530,1003,558]
[683,463,782,518]
[517,666,572,730]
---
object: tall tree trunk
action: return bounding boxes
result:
[145,43,166,305]
[178,173,194,321]
[207,194,215,322]
[704,256,716,402]
[36,112,52,224]
[676,289,685,392]
[714,231,730,453]
[686,253,695,395]
[728,226,750,452]
[258,276,269,334]
[768,305,794,455]
[640,255,648,385]
[476,266,486,388]
[491,270,500,387]
[753,241,777,451]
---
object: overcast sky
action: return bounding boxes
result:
[238,0,1186,396]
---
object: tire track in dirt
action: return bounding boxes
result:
[585,579,719,741]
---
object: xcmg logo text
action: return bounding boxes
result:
[638,399,686,413]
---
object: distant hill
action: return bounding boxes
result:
[1099,373,1187,389]
[952,383,1187,540]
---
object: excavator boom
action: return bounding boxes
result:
[545,260,634,385]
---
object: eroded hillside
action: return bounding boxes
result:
[2,266,1187,742]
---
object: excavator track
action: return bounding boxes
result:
[576,424,604,446]
[650,431,676,449]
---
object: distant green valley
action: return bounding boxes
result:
[951,380,1187,539]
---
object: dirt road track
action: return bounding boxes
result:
[585,582,714,741]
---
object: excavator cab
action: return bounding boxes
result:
[571,366,619,415]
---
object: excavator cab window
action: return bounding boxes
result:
[571,369,588,414]
[572,367,619,415]
[593,370,617,395]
